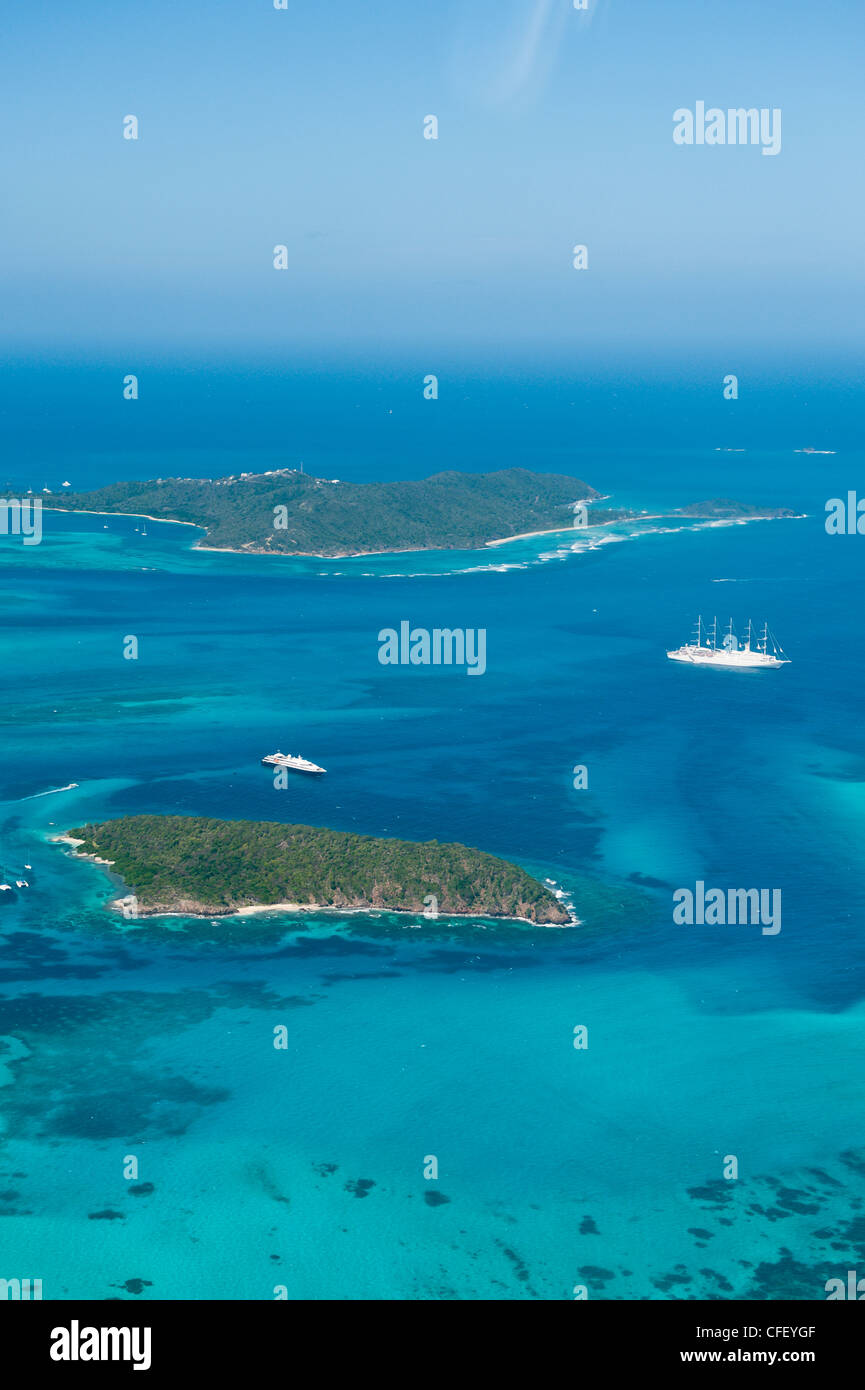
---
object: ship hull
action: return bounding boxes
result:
[260,757,326,774]
[666,647,788,669]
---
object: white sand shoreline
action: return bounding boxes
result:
[109,898,571,927]
[50,833,115,867]
[44,506,201,530]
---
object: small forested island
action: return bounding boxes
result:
[60,815,571,924]
[675,499,795,520]
[50,467,600,556]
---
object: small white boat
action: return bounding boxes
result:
[261,751,326,775]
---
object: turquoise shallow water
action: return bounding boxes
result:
[1,447,864,1299]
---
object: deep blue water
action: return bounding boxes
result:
[0,388,864,1299]
[1,354,862,491]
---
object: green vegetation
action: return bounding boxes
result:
[50,467,599,555]
[66,815,571,924]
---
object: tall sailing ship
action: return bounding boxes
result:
[666,617,790,669]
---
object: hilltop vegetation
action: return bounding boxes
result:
[65,815,570,924]
[50,467,599,555]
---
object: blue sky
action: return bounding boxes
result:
[1,0,862,366]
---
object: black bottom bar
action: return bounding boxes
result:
[3,1298,860,1376]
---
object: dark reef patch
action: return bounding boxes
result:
[51,1074,231,1140]
[775,1186,821,1216]
[345,1178,376,1198]
[497,1242,532,1286]
[0,930,147,985]
[687,1180,735,1211]
[652,1266,693,1293]
[745,1249,822,1299]
[627,872,670,889]
[808,1168,843,1189]
[0,982,300,1144]
[746,1203,793,1223]
[830,1214,865,1261]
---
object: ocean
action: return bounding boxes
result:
[0,373,863,1300]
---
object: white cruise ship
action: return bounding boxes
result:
[667,617,790,669]
[261,751,326,775]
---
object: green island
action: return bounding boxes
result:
[46,468,796,557]
[61,815,572,925]
[49,467,600,556]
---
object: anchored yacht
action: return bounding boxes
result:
[667,617,790,669]
[261,751,326,775]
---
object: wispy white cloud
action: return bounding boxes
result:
[448,0,579,107]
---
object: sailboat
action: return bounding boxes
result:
[667,617,790,668]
